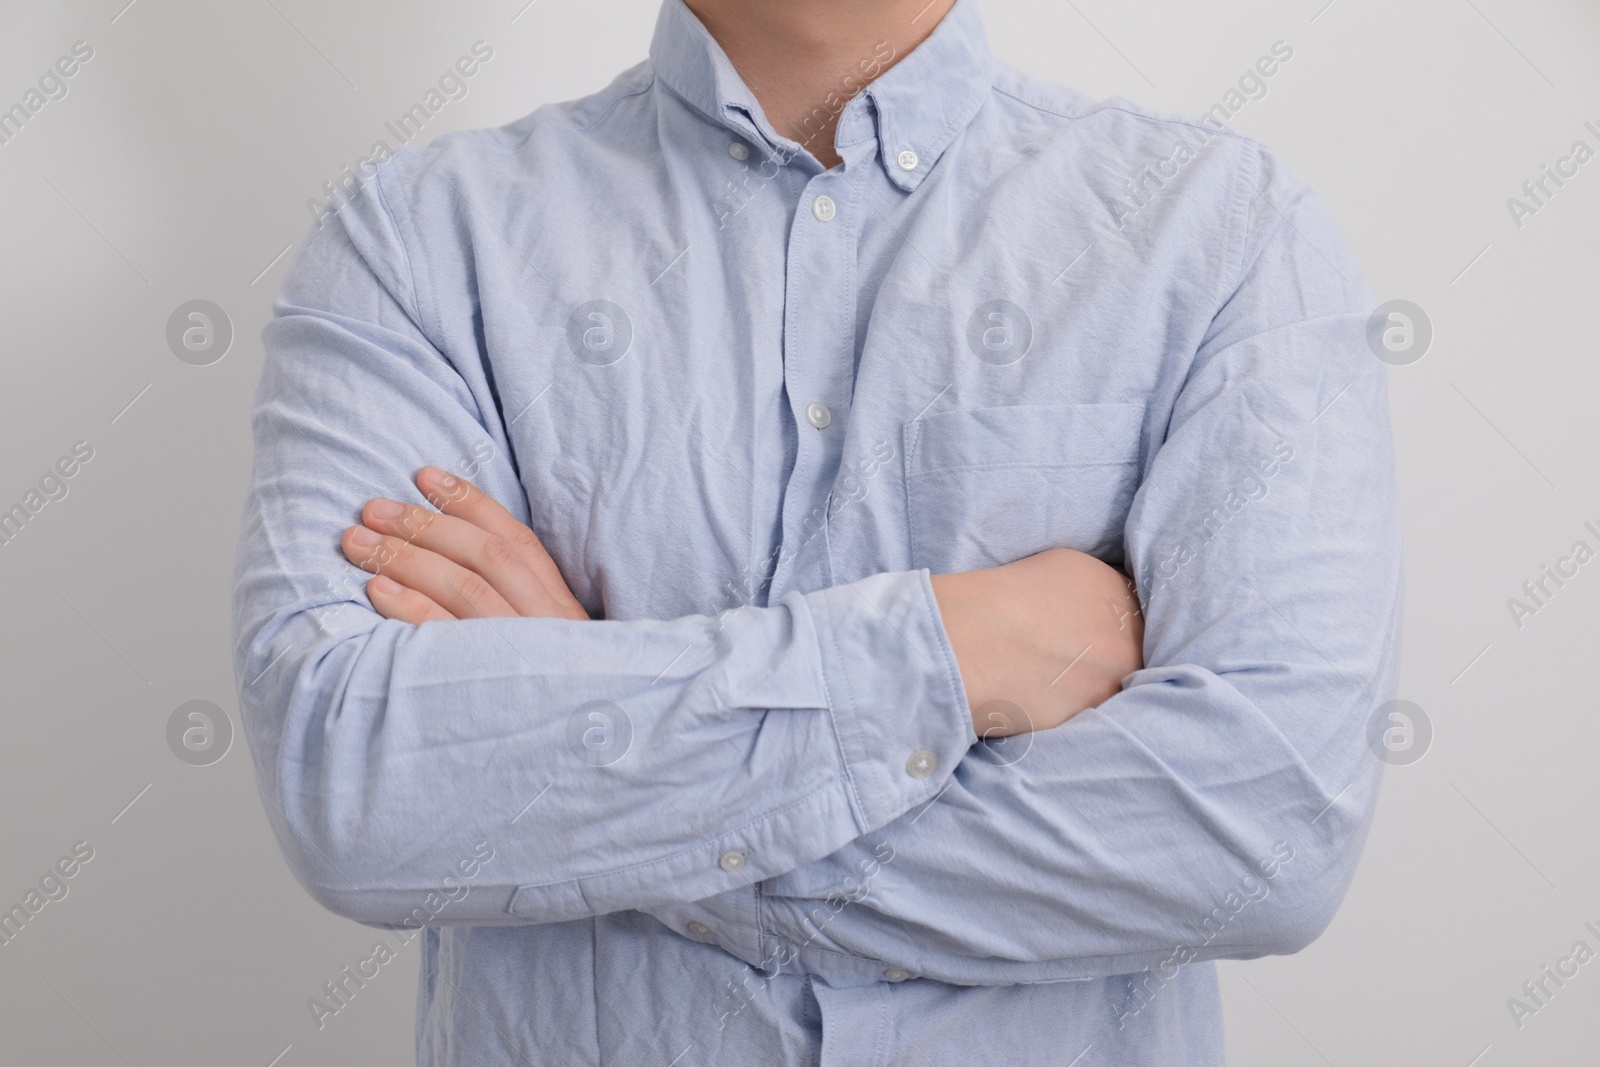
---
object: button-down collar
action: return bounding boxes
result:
[647,0,995,189]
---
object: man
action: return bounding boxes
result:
[233,0,1402,1062]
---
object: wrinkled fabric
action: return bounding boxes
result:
[232,0,1403,1063]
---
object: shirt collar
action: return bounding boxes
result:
[648,0,996,191]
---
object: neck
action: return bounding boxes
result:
[685,0,957,168]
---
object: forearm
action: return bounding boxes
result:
[752,638,1396,985]
[238,534,972,925]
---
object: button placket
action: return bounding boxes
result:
[767,167,856,601]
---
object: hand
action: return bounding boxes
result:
[930,548,1144,740]
[340,467,588,624]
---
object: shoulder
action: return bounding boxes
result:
[371,59,655,215]
[987,62,1331,254]
[988,61,1275,178]
[299,61,655,308]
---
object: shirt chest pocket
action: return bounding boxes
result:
[902,402,1146,573]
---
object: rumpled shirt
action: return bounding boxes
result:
[232,0,1403,1062]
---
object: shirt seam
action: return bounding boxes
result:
[902,420,923,564]
[370,163,430,340]
[579,76,656,135]
[908,458,1137,477]
[1216,139,1264,314]
[913,567,975,747]
[871,983,891,1067]
[783,934,1273,984]
[990,82,1256,151]
[812,585,874,828]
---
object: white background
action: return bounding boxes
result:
[0,0,1596,1063]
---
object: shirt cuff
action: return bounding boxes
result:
[803,569,977,834]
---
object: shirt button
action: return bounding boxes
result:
[719,849,747,872]
[687,921,713,937]
[811,194,837,222]
[906,749,938,779]
[884,967,910,982]
[804,402,832,429]
[729,142,750,161]
[896,149,919,171]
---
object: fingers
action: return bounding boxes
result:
[415,467,588,620]
[339,467,589,625]
[366,573,456,625]
[341,523,519,620]
[356,495,566,618]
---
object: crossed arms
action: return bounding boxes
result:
[338,468,1144,741]
[234,159,1402,988]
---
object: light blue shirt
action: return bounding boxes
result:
[233,0,1403,1062]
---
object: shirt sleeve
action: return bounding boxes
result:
[231,187,975,930]
[750,143,1404,985]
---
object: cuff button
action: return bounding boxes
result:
[906,750,938,779]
